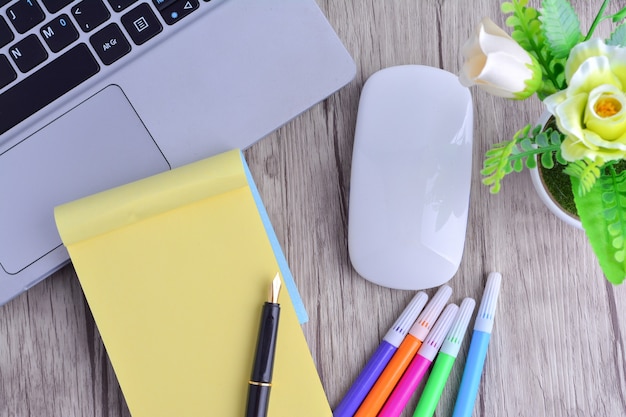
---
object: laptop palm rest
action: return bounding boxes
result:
[0,85,170,274]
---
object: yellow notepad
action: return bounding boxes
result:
[54,149,331,417]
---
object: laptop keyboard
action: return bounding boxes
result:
[0,0,211,135]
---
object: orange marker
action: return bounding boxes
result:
[354,285,452,417]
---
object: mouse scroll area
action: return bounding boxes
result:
[0,85,170,274]
[348,65,473,290]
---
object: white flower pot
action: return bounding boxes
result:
[528,111,582,230]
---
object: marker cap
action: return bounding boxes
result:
[418,303,458,361]
[474,272,502,334]
[440,297,476,357]
[383,291,429,347]
[409,285,452,341]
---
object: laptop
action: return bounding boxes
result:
[0,0,355,305]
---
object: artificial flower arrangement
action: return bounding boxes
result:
[459,0,626,284]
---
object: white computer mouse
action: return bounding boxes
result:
[348,65,473,290]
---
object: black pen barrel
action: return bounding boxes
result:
[245,302,280,417]
[245,385,271,417]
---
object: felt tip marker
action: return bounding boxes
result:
[451,272,502,417]
[378,303,459,417]
[412,298,476,417]
[333,291,428,417]
[353,285,452,417]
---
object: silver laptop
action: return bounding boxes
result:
[0,0,355,305]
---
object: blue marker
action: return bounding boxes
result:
[333,291,429,417]
[451,272,502,417]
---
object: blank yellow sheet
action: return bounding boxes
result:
[54,149,331,417]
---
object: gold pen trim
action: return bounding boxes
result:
[248,381,272,387]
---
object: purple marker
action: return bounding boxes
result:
[333,292,429,417]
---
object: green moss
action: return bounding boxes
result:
[539,162,578,217]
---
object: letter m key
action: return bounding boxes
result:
[42,26,55,39]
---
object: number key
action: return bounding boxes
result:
[7,0,45,34]
[72,0,111,33]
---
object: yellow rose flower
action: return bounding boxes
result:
[459,17,541,99]
[544,39,626,162]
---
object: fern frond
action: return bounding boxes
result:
[482,124,562,193]
[607,23,626,47]
[503,0,539,51]
[563,159,602,195]
[539,0,583,59]
[574,168,626,283]
[501,0,567,94]
[482,140,517,193]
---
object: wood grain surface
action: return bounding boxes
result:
[2,1,626,416]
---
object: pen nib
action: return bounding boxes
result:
[270,273,281,304]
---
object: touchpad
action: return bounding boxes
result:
[0,85,170,274]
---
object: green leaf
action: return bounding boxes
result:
[541,151,554,168]
[507,15,522,27]
[548,130,563,145]
[525,7,538,20]
[520,138,533,151]
[539,0,582,59]
[535,132,548,147]
[501,2,516,14]
[563,159,602,195]
[611,6,626,23]
[573,171,626,284]
[607,23,626,47]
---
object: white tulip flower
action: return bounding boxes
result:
[459,17,541,99]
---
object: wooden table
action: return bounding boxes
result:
[2,1,625,416]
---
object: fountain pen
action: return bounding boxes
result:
[245,273,281,417]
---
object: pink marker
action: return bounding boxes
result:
[378,303,459,417]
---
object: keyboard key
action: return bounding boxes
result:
[121,3,161,45]
[89,23,131,65]
[41,14,79,52]
[0,0,11,7]
[41,0,74,14]
[8,34,48,73]
[7,0,46,34]
[71,0,111,33]
[0,16,14,48]
[0,54,17,89]
[0,43,100,135]
[107,0,138,13]
[159,0,198,25]
[152,0,175,11]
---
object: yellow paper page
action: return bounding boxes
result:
[54,150,331,417]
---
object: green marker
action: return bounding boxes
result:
[412,297,476,417]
